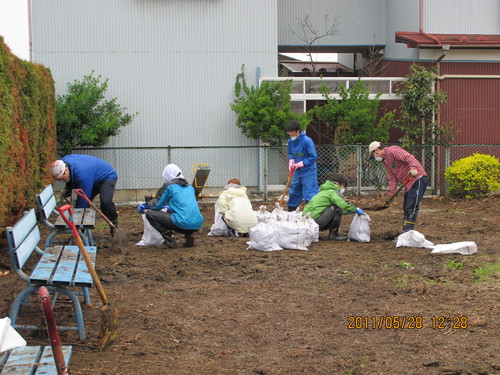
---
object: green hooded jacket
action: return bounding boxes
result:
[302,180,356,219]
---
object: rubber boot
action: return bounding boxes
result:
[328,207,347,241]
[184,232,195,248]
[288,206,297,212]
[161,230,177,248]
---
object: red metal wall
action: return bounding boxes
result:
[383,60,500,145]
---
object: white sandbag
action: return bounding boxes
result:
[247,219,283,252]
[208,206,229,236]
[271,203,289,221]
[396,230,435,248]
[277,219,309,251]
[0,317,26,353]
[255,205,271,222]
[136,213,165,246]
[348,213,372,242]
[431,241,477,255]
[302,213,319,243]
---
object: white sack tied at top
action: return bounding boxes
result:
[348,213,372,243]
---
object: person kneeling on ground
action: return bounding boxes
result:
[137,164,204,248]
[302,174,365,241]
[212,178,257,237]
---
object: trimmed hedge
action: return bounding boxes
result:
[0,36,56,229]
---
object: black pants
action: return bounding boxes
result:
[90,179,118,223]
[145,209,196,235]
[315,205,342,232]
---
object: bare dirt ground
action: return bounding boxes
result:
[1,193,499,375]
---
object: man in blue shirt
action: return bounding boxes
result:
[286,120,319,212]
[51,154,119,234]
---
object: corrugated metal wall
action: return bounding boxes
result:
[32,0,278,148]
[425,0,500,34]
[440,62,500,144]
[277,0,386,50]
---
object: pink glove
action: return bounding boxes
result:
[288,159,295,172]
[293,161,304,168]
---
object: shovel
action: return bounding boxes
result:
[364,177,413,211]
[39,286,69,375]
[57,204,119,351]
[74,189,130,249]
[279,168,295,207]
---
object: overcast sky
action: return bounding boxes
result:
[0,0,29,60]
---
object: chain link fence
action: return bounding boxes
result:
[62,144,499,199]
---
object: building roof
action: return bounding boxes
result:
[279,61,353,76]
[395,32,500,49]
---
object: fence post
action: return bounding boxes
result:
[356,145,362,195]
[167,146,172,164]
[444,144,451,196]
[263,145,268,200]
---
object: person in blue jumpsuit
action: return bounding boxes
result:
[51,154,119,233]
[286,120,320,212]
[137,164,204,248]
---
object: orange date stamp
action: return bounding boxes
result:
[347,316,468,329]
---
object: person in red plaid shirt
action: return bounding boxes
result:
[369,142,428,237]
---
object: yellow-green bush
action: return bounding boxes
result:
[444,153,500,198]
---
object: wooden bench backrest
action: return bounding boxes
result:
[35,184,57,224]
[6,209,41,270]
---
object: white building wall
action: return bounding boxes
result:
[425,0,500,34]
[31,0,278,148]
[277,0,386,49]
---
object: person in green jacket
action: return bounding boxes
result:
[303,174,365,241]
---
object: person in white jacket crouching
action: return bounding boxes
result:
[208,179,257,237]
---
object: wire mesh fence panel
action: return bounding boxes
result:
[57,144,499,197]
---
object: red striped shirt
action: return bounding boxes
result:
[381,146,427,194]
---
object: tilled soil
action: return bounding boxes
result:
[1,193,499,375]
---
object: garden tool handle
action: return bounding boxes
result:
[39,286,68,375]
[279,168,295,206]
[385,177,413,205]
[74,189,116,229]
[57,205,109,305]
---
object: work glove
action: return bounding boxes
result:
[288,159,295,172]
[137,202,149,214]
[293,161,304,169]
[355,207,366,215]
[409,169,418,177]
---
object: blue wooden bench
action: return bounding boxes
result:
[0,345,72,375]
[36,184,95,248]
[6,208,97,340]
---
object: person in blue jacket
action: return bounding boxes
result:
[51,154,119,234]
[286,120,320,212]
[137,164,204,248]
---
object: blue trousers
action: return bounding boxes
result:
[402,176,428,232]
[288,172,319,208]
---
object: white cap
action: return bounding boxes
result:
[368,141,381,154]
[50,160,66,178]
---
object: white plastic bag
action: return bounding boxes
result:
[0,317,26,353]
[136,213,165,246]
[208,206,229,236]
[431,241,477,255]
[278,219,309,251]
[396,230,435,248]
[304,213,320,243]
[348,213,372,242]
[247,219,283,252]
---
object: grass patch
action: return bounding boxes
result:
[396,262,414,269]
[445,260,463,270]
[473,260,500,282]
